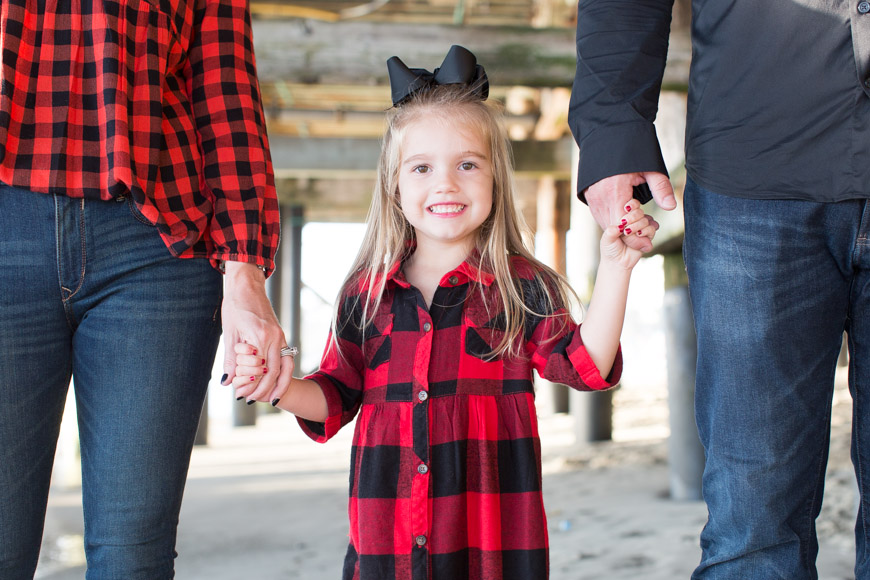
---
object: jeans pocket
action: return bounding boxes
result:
[126,196,158,227]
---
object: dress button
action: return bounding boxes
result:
[418,391,428,402]
[448,275,459,285]
[859,1,870,13]
[422,322,432,332]
[417,464,429,474]
[415,535,427,547]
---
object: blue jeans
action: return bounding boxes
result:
[684,176,870,579]
[0,186,222,579]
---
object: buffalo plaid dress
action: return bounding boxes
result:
[299,256,621,580]
[0,0,279,271]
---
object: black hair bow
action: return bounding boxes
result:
[386,45,489,107]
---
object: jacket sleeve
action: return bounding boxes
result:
[568,0,674,199]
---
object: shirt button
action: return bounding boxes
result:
[859,1,870,13]
[115,195,126,202]
[415,535,427,547]
[422,322,432,332]
[448,275,459,285]
[418,390,428,402]
[417,464,429,474]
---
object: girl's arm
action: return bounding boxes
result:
[232,343,329,422]
[579,199,657,378]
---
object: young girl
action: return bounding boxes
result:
[232,46,656,580]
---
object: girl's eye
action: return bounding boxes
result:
[412,165,430,174]
[460,162,477,171]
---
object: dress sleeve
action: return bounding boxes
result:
[520,275,621,390]
[568,0,673,198]
[188,0,280,273]
[297,294,367,442]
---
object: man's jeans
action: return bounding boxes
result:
[684,176,870,579]
[0,186,222,579]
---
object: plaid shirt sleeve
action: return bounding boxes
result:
[188,0,279,272]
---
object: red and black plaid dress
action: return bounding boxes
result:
[0,0,279,271]
[300,256,621,580]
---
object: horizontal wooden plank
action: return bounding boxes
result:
[268,136,574,178]
[251,19,691,88]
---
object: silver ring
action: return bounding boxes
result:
[280,346,298,358]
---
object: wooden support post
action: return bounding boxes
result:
[535,176,571,414]
[663,252,704,500]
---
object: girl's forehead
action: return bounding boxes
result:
[400,113,489,155]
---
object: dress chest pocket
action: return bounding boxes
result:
[363,312,394,371]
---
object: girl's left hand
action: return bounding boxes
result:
[600,199,659,269]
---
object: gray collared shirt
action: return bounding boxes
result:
[569,0,870,202]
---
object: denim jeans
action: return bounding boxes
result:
[0,186,222,579]
[684,176,870,579]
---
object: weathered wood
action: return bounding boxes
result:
[251,19,691,88]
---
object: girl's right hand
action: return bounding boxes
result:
[232,342,294,406]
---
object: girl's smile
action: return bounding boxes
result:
[426,203,466,215]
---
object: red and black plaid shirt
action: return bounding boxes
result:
[0,0,279,271]
[300,256,621,580]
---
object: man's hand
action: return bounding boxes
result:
[220,262,289,404]
[584,171,676,252]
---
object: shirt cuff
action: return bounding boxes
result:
[568,344,623,390]
[296,372,347,443]
[576,122,668,200]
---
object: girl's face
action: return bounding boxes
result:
[397,114,493,255]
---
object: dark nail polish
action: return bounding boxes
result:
[271,398,281,407]
[252,349,258,356]
[246,399,256,406]
[236,396,244,401]
[263,368,268,374]
[261,358,266,365]
[621,219,627,225]
[625,228,632,234]
[221,373,228,384]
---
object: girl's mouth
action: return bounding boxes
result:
[427,204,466,214]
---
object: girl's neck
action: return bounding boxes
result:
[403,239,472,307]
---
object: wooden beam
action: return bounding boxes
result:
[251,19,691,88]
[268,136,574,179]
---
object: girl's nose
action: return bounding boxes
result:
[434,171,458,193]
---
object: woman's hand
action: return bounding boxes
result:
[232,341,295,406]
[220,261,290,404]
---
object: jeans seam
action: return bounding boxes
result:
[61,199,87,302]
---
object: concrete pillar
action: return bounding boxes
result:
[663,252,704,500]
[280,205,304,355]
[566,145,613,442]
[194,390,208,445]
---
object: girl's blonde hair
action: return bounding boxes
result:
[333,84,575,358]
